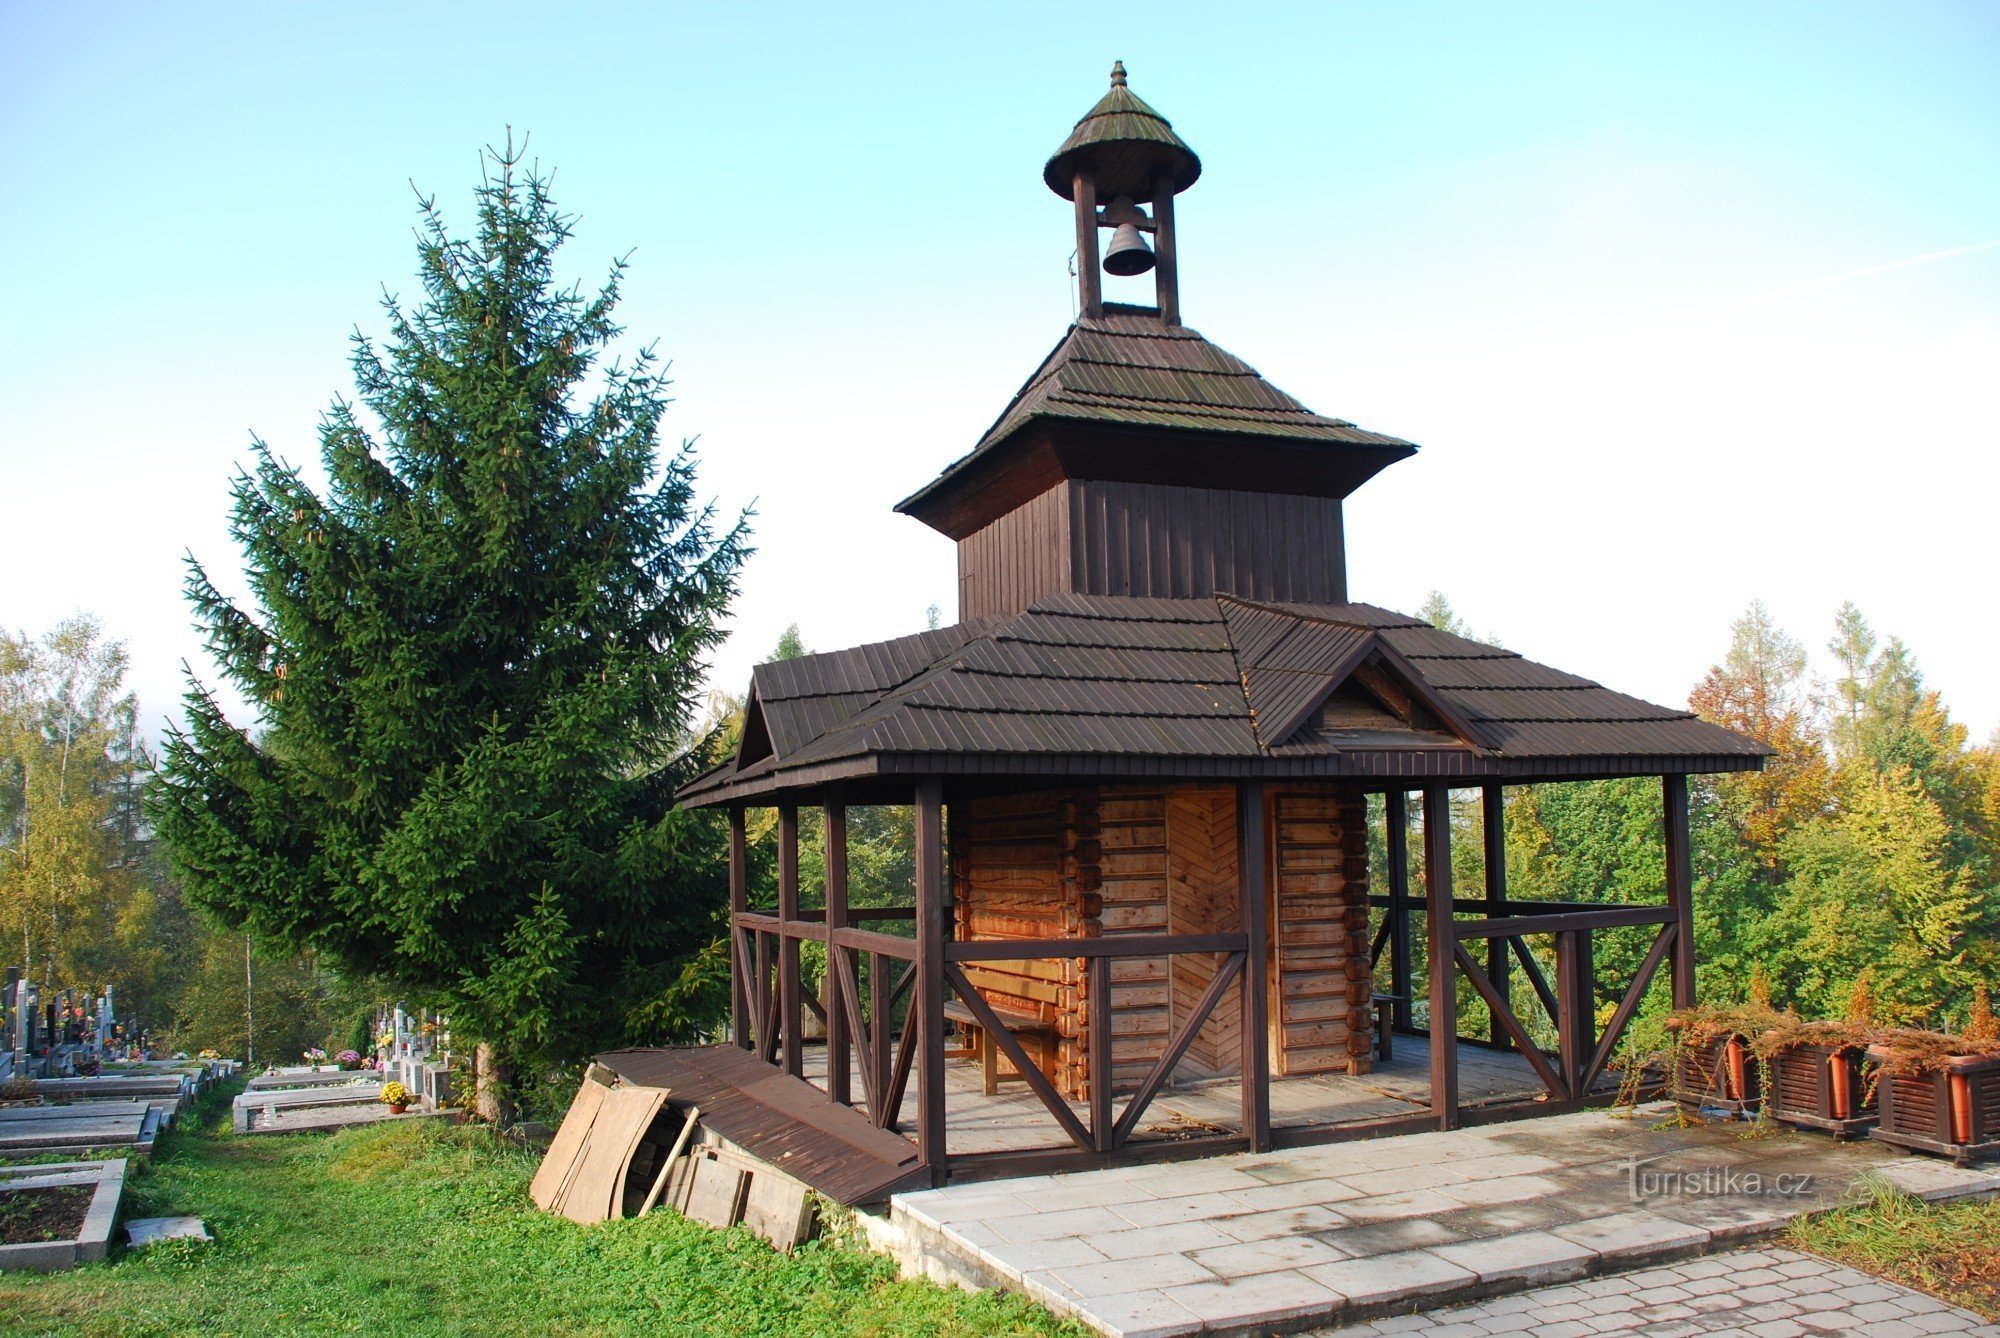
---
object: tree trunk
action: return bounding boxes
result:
[473,1041,514,1125]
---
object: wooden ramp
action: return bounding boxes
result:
[596,1046,928,1205]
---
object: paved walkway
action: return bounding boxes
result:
[1323,1246,1999,1336]
[884,1105,2000,1336]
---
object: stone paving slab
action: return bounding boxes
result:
[885,1105,2000,1336]
[1315,1246,2000,1336]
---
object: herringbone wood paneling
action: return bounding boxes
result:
[1166,786,1242,1074]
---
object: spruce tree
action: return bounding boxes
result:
[148,140,749,1092]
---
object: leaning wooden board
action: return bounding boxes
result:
[528,1074,609,1212]
[559,1085,669,1224]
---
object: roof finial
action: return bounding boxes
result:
[1110,60,1127,88]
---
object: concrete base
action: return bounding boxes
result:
[875,1105,2000,1337]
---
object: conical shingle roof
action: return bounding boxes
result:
[1044,61,1201,201]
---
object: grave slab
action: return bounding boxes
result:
[125,1216,214,1247]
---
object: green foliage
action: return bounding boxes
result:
[0,1081,1080,1336]
[147,139,749,1077]
[158,932,374,1064]
[0,618,149,992]
[1408,593,1997,1047]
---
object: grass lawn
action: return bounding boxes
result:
[0,1080,1080,1337]
[1789,1176,2000,1321]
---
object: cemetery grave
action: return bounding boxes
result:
[0,1098,162,1158]
[0,1159,128,1273]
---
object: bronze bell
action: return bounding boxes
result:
[1102,222,1156,276]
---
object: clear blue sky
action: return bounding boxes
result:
[4,2,1996,740]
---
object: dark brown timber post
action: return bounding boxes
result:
[914,778,947,1182]
[1556,929,1595,1099]
[1088,954,1113,1152]
[1152,173,1180,325]
[1663,774,1696,1009]
[728,807,749,1049]
[1482,785,1510,1048]
[824,793,850,1106]
[1387,789,1414,1030]
[777,805,803,1077]
[1073,170,1102,318]
[1423,784,1460,1130]
[1238,781,1272,1152]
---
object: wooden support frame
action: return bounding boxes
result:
[1239,780,1272,1152]
[913,778,947,1183]
[1423,784,1459,1130]
[728,808,749,1049]
[1482,785,1509,1048]
[1151,173,1180,325]
[1072,169,1102,318]
[1385,789,1414,1030]
[777,805,802,1078]
[1663,774,1697,1009]
[823,795,850,1106]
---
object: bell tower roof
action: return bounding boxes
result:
[1044,61,1202,202]
[895,304,1416,539]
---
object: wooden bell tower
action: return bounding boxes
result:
[1047,60,1200,325]
[896,64,1419,622]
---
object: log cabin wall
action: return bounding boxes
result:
[954,480,1348,620]
[947,790,1083,1086]
[952,782,1371,1099]
[1270,787,1375,1076]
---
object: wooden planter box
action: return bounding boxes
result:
[1674,1032,1762,1117]
[1868,1047,2000,1166]
[1767,1041,1875,1139]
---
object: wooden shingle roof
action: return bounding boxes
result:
[894,305,1417,529]
[977,305,1411,456]
[680,594,1768,805]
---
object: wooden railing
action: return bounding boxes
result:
[943,932,1252,1156]
[733,906,921,1133]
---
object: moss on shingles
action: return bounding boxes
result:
[0,1080,1081,1338]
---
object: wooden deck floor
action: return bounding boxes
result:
[800,1033,1605,1158]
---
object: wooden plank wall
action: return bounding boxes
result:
[949,790,1079,1084]
[1270,788,1374,1076]
[1068,480,1347,605]
[952,782,1369,1098]
[955,482,1071,621]
[954,480,1349,618]
[1165,786,1243,1075]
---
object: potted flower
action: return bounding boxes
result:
[335,1049,361,1070]
[1867,988,2000,1166]
[380,1081,413,1115]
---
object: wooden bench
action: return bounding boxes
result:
[943,960,1063,1096]
[1372,993,1406,1062]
